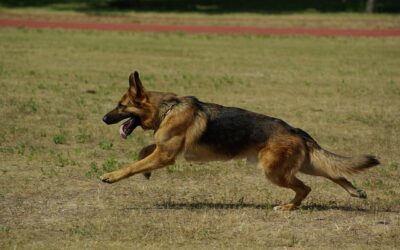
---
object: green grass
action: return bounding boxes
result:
[0,26,399,249]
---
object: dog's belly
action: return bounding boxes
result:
[183,144,259,163]
[183,144,234,162]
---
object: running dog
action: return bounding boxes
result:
[101,71,379,210]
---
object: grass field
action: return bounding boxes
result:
[0,21,400,248]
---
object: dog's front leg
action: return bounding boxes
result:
[100,135,184,184]
[100,148,175,183]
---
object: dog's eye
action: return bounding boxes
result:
[118,103,127,109]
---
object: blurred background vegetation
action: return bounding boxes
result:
[0,0,399,13]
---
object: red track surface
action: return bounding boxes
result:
[1,18,400,37]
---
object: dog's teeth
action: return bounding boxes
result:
[119,124,127,139]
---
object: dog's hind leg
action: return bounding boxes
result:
[259,135,311,211]
[139,144,156,179]
[327,177,367,198]
[300,164,367,199]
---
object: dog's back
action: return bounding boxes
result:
[188,97,307,158]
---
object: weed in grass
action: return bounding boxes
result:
[40,167,58,178]
[288,235,299,247]
[19,98,38,113]
[0,146,14,154]
[56,153,69,168]
[167,163,185,173]
[75,97,86,106]
[28,151,35,161]
[16,143,25,155]
[387,80,400,95]
[195,228,216,240]
[98,140,113,150]
[129,151,139,161]
[362,179,372,188]
[304,81,311,87]
[388,161,398,171]
[37,83,46,90]
[67,227,91,237]
[101,158,118,173]
[0,225,10,233]
[374,179,384,189]
[363,178,384,189]
[75,131,91,143]
[85,162,101,178]
[385,190,397,197]
[73,147,81,155]
[76,114,85,121]
[53,133,66,144]
[28,145,42,161]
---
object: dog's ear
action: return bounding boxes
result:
[128,71,146,99]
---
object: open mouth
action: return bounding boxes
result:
[119,116,141,139]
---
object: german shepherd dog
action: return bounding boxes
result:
[101,71,379,210]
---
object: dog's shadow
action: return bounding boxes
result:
[156,201,273,210]
[123,201,390,212]
[156,201,369,212]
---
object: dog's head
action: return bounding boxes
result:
[103,71,173,139]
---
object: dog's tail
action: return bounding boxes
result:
[295,128,380,178]
[307,145,380,178]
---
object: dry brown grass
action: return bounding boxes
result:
[0,19,399,249]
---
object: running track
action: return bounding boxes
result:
[1,18,400,37]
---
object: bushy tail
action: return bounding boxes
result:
[308,146,380,178]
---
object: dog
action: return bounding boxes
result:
[101,71,380,210]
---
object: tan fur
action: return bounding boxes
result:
[258,134,311,210]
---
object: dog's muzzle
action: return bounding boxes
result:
[102,108,132,125]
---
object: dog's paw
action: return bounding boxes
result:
[356,189,367,199]
[100,172,120,184]
[350,189,367,199]
[273,203,298,211]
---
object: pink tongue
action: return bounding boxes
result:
[119,124,127,139]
